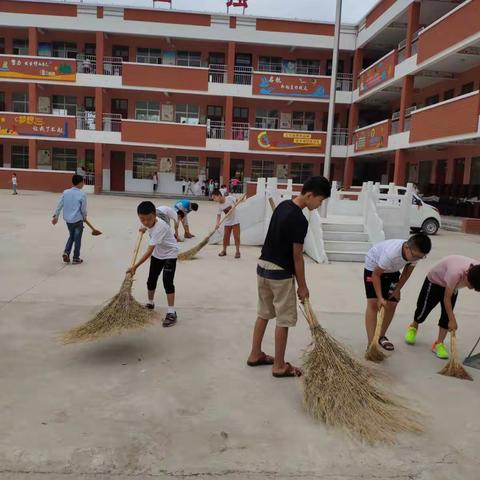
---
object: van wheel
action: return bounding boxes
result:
[422,218,439,235]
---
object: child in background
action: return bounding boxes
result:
[174,199,198,238]
[220,185,227,197]
[363,234,432,351]
[10,173,18,195]
[127,201,179,327]
[405,255,480,358]
[212,189,241,259]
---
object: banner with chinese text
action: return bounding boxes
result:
[249,129,326,154]
[353,121,390,152]
[0,55,76,82]
[358,51,396,95]
[0,113,76,138]
[253,73,330,99]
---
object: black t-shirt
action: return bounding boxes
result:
[260,199,308,275]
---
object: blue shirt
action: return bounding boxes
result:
[174,199,192,214]
[54,187,87,223]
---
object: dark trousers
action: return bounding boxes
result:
[65,221,84,259]
[147,257,177,294]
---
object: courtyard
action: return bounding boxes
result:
[0,189,479,480]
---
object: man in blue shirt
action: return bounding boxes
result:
[52,174,87,264]
[174,199,198,238]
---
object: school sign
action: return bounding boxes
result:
[0,113,76,138]
[250,129,326,154]
[253,73,330,99]
[0,55,76,82]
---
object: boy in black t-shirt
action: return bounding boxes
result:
[247,176,331,378]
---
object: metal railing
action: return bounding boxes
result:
[103,56,123,76]
[208,64,227,83]
[76,111,96,130]
[103,113,122,132]
[76,54,96,74]
[232,122,249,140]
[234,65,253,85]
[83,172,95,186]
[295,66,321,76]
[332,128,349,145]
[207,120,225,139]
[336,73,353,91]
[257,62,283,73]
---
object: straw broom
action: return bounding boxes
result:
[365,307,387,362]
[300,299,424,443]
[85,219,102,236]
[178,194,246,261]
[62,231,154,344]
[438,331,473,381]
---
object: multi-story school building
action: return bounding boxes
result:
[0,0,479,207]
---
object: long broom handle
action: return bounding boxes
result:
[450,330,458,360]
[371,307,385,345]
[217,193,247,228]
[301,299,320,330]
[84,219,95,231]
[129,231,145,272]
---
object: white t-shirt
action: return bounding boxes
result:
[148,219,179,260]
[218,195,239,227]
[156,205,178,223]
[153,174,158,185]
[12,176,17,185]
[365,239,416,273]
[220,187,227,196]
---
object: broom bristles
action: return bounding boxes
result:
[301,302,423,444]
[177,232,214,261]
[62,275,154,344]
[91,229,102,236]
[438,332,473,381]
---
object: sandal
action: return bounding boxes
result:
[235,252,241,259]
[379,336,394,351]
[247,353,274,367]
[272,362,303,378]
[218,251,227,257]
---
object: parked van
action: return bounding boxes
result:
[378,185,441,235]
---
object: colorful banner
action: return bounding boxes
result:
[358,51,396,95]
[0,55,76,82]
[253,73,329,98]
[353,121,390,152]
[0,113,76,138]
[250,129,326,153]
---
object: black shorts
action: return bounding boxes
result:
[364,269,400,302]
[147,257,177,294]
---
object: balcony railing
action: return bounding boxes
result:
[207,120,225,139]
[397,29,421,63]
[336,73,353,92]
[76,54,96,74]
[232,122,249,140]
[103,56,123,76]
[332,128,349,145]
[103,113,122,132]
[234,65,253,85]
[208,64,227,83]
[76,111,96,130]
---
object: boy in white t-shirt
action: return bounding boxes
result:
[127,201,179,327]
[363,234,431,352]
[212,189,241,258]
[156,204,183,241]
[11,173,18,195]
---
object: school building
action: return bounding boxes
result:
[0,0,480,208]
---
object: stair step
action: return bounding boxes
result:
[324,241,371,253]
[322,231,370,242]
[322,223,364,233]
[326,251,367,262]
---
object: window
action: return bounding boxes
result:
[84,149,94,172]
[255,109,279,129]
[258,56,282,73]
[175,104,199,123]
[0,91,5,111]
[233,107,248,122]
[443,89,455,101]
[235,53,252,67]
[461,82,474,95]
[52,42,77,59]
[84,43,96,56]
[292,112,315,131]
[52,95,77,115]
[425,94,439,106]
[208,52,225,65]
[136,101,160,121]
[296,59,320,76]
[0,38,5,55]
[133,153,157,179]
[326,59,344,76]
[11,145,28,169]
[207,105,223,120]
[251,160,275,180]
[52,148,77,171]
[84,96,95,112]
[176,51,201,67]
[13,39,28,55]
[112,45,129,61]
[12,92,28,113]
[175,156,199,181]
[136,48,162,64]
[471,157,480,184]
[290,163,313,184]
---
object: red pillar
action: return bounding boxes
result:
[405,2,421,58]
[227,41,235,84]
[225,96,233,140]
[352,48,363,90]
[28,140,37,169]
[28,27,38,115]
[94,142,103,193]
[343,157,355,187]
[399,75,414,132]
[347,102,359,144]
[393,149,408,185]
[28,27,37,56]
[95,87,104,131]
[96,31,104,76]
[222,151,231,187]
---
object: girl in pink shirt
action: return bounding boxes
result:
[405,255,480,359]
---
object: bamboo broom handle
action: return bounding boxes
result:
[302,299,320,330]
[84,219,97,231]
[372,307,385,344]
[450,330,457,360]
[268,197,276,211]
[216,193,246,229]
[129,231,145,271]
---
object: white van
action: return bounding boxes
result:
[378,185,441,235]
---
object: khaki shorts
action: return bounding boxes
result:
[257,260,297,328]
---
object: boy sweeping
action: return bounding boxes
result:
[247,176,331,378]
[405,255,480,358]
[127,201,178,327]
[363,234,432,351]
[174,199,198,238]
[212,189,241,258]
[156,204,183,241]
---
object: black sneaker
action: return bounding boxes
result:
[72,258,83,264]
[145,303,155,310]
[163,312,177,327]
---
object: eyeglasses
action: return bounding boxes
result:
[407,244,426,260]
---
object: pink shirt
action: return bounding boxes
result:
[427,255,478,291]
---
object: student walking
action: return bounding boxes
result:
[152,171,158,193]
[186,179,194,195]
[182,178,186,194]
[10,173,18,195]
[127,201,179,327]
[212,189,241,258]
[52,174,87,264]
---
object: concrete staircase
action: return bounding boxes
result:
[322,222,371,262]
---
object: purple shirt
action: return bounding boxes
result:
[427,255,478,291]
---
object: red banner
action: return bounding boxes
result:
[0,55,76,82]
[227,0,248,7]
[253,73,329,98]
[0,113,76,138]
[249,129,326,154]
[358,51,396,95]
[353,121,390,152]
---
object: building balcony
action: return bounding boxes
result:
[352,119,391,153]
[0,112,76,138]
[358,50,397,97]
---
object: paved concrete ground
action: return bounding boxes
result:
[1,189,480,480]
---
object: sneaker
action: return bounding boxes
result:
[72,258,83,264]
[145,303,155,310]
[163,312,177,328]
[62,253,70,263]
[432,341,449,359]
[405,326,417,345]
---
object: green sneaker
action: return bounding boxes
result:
[405,326,417,345]
[432,342,449,359]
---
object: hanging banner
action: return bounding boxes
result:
[0,55,76,82]
[358,50,396,95]
[353,121,390,152]
[249,129,326,154]
[0,113,76,138]
[253,73,330,98]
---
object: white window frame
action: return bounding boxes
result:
[133,153,157,179]
[135,101,160,121]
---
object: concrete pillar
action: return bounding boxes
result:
[28,27,37,56]
[94,142,103,193]
[393,149,408,185]
[405,2,421,58]
[399,75,414,132]
[464,157,472,184]
[352,48,363,90]
[222,151,231,187]
[95,87,104,131]
[28,83,38,113]
[4,36,13,55]
[227,41,235,84]
[28,139,37,169]
[445,158,454,184]
[347,102,359,144]
[225,96,233,140]
[4,141,12,167]
[96,31,104,76]
[343,157,355,187]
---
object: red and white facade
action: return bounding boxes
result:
[0,0,479,197]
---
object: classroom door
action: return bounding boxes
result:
[435,159,447,185]
[110,151,125,192]
[206,157,221,183]
[453,158,465,185]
